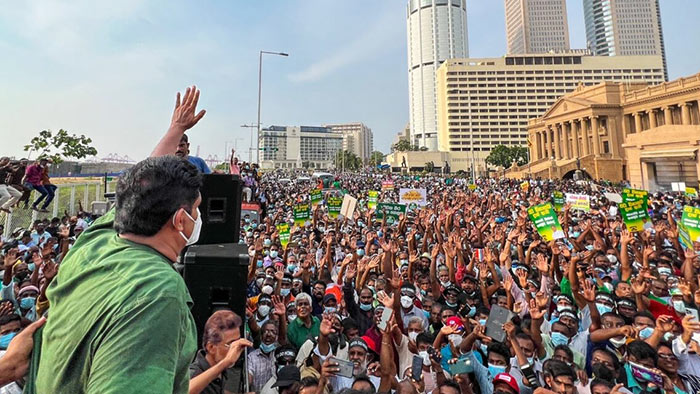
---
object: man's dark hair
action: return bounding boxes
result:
[416,333,434,347]
[351,375,376,393]
[114,156,202,236]
[591,347,620,371]
[627,340,657,364]
[545,359,575,380]
[590,379,615,390]
[487,341,511,361]
[553,344,573,361]
[201,310,242,350]
[633,310,655,321]
[300,376,319,389]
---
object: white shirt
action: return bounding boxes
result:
[672,336,700,376]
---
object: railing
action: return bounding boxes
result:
[0,182,114,231]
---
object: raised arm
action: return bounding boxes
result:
[151,86,206,158]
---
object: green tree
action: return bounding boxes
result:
[369,151,385,166]
[391,139,419,152]
[485,145,529,169]
[214,162,229,172]
[485,145,512,169]
[24,129,97,164]
[334,150,361,170]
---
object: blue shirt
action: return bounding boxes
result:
[187,156,211,174]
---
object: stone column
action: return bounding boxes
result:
[682,103,691,125]
[663,106,673,125]
[592,116,601,156]
[533,132,540,161]
[552,125,561,160]
[621,114,629,136]
[561,123,570,159]
[542,129,549,159]
[571,121,580,158]
[609,117,620,158]
[580,118,590,156]
[634,112,642,133]
[648,109,657,128]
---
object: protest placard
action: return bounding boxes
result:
[552,191,565,211]
[618,199,651,232]
[310,189,322,206]
[680,206,700,248]
[622,188,648,203]
[293,203,310,226]
[527,203,565,241]
[376,203,406,225]
[565,193,590,212]
[340,194,357,219]
[328,197,342,218]
[367,191,378,209]
[276,223,290,249]
[381,180,394,191]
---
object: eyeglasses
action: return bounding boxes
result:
[658,353,678,361]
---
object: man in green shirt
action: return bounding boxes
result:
[287,292,320,349]
[35,85,207,393]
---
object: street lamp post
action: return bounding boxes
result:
[257,50,288,165]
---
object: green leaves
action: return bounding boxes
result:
[23,129,98,164]
[334,150,362,170]
[485,145,528,169]
[368,151,385,166]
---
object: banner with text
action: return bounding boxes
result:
[376,203,406,225]
[399,188,428,211]
[618,199,651,232]
[367,191,378,210]
[565,193,590,212]
[328,197,343,219]
[276,223,290,249]
[680,206,700,249]
[552,191,565,212]
[381,180,394,191]
[293,203,310,226]
[622,188,649,204]
[310,189,322,206]
[527,203,565,242]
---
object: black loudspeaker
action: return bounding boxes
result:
[183,243,250,346]
[197,174,242,245]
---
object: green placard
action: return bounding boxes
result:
[552,191,565,212]
[277,223,290,249]
[680,206,700,249]
[622,188,648,203]
[618,199,651,232]
[293,203,310,226]
[527,203,564,242]
[328,197,342,218]
[310,189,322,206]
[376,203,406,225]
[685,187,698,199]
[367,191,378,210]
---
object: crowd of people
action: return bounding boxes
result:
[0,157,57,214]
[0,86,699,394]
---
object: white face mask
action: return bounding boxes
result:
[258,305,270,317]
[418,350,431,366]
[400,296,414,309]
[448,334,463,348]
[408,331,419,342]
[609,336,626,348]
[173,208,202,246]
[262,285,274,295]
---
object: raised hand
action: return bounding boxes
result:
[3,248,18,270]
[681,314,700,335]
[0,302,14,317]
[535,254,549,273]
[535,291,550,310]
[170,86,206,132]
[631,275,649,295]
[319,313,336,337]
[274,265,285,281]
[503,321,517,340]
[221,338,253,368]
[376,290,395,309]
[272,295,286,318]
[529,299,545,320]
[43,261,58,282]
[579,279,596,303]
[656,315,675,333]
[515,269,528,288]
[504,275,514,293]
[345,264,357,281]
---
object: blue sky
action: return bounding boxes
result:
[1,0,698,162]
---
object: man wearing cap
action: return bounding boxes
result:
[176,134,211,174]
[271,365,301,394]
[259,345,299,393]
[493,373,520,394]
[319,336,380,392]
[399,283,429,331]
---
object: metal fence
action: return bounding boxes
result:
[1,182,114,231]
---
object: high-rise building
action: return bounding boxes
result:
[505,0,570,54]
[583,0,667,80]
[259,126,343,170]
[407,0,469,151]
[435,52,665,173]
[324,123,374,163]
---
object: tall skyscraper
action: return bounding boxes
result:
[407,0,469,151]
[584,0,668,80]
[505,0,570,54]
